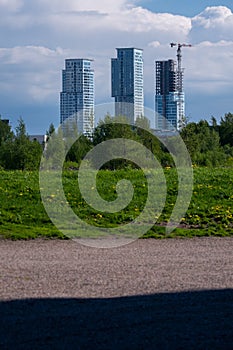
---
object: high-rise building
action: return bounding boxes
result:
[155,59,184,130]
[111,48,144,123]
[60,58,94,136]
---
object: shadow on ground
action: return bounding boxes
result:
[0,289,232,349]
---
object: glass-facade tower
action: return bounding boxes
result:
[111,48,144,123]
[155,59,184,130]
[60,59,94,136]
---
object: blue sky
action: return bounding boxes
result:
[0,0,233,134]
[141,0,232,16]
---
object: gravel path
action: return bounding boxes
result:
[0,237,233,349]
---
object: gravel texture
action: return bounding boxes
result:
[0,237,233,349]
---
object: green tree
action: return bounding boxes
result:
[180,119,226,166]
[46,123,55,139]
[13,118,31,169]
[0,118,13,146]
[0,119,14,168]
[219,112,233,147]
[92,114,139,170]
[66,134,92,166]
[135,116,162,164]
[43,126,65,169]
[1,118,42,170]
[135,115,150,131]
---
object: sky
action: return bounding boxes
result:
[0,0,233,134]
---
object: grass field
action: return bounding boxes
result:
[0,167,233,239]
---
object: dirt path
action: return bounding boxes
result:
[0,237,233,349]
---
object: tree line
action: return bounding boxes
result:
[1,113,233,170]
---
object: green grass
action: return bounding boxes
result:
[0,170,65,239]
[0,167,233,239]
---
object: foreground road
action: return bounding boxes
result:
[0,237,233,349]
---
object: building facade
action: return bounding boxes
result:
[111,48,144,123]
[60,59,94,136]
[155,59,184,130]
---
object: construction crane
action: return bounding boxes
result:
[170,42,192,128]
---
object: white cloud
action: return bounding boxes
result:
[192,6,232,28]
[0,0,191,40]
[182,40,233,94]
[0,46,67,102]
[28,0,134,14]
[107,7,191,35]
[0,46,63,64]
[148,41,161,48]
[0,0,23,12]
[1,0,191,104]
[190,6,233,42]
[0,4,233,131]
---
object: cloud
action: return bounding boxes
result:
[23,0,135,15]
[0,46,62,64]
[107,7,191,36]
[0,0,191,107]
[190,6,233,42]
[0,3,233,131]
[0,0,191,40]
[0,0,23,12]
[184,40,233,92]
[148,41,161,48]
[0,46,66,103]
[192,6,232,28]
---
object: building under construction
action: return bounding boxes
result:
[155,59,180,130]
[155,43,191,130]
